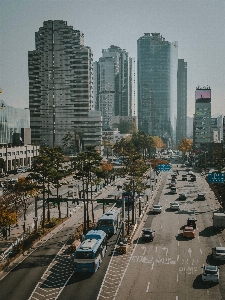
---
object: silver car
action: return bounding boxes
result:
[202,265,219,283]
[212,247,225,261]
[152,205,162,214]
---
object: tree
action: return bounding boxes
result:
[116,120,137,134]
[152,136,165,148]
[131,132,155,159]
[72,146,103,233]
[62,132,77,155]
[178,138,193,156]
[28,146,65,227]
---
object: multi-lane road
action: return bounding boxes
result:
[0,158,224,300]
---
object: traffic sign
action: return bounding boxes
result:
[208,172,225,183]
[158,164,171,172]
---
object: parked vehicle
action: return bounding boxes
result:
[142,228,155,242]
[212,247,225,261]
[74,230,107,273]
[183,226,195,238]
[213,212,225,229]
[152,204,162,214]
[202,265,219,283]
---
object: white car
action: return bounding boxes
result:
[202,265,219,283]
[170,202,180,210]
[152,205,162,214]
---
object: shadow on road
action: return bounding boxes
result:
[193,274,218,289]
[199,226,218,237]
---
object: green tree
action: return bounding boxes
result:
[116,120,137,134]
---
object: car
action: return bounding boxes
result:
[183,226,195,238]
[190,175,196,182]
[169,182,176,188]
[170,187,177,194]
[197,193,205,200]
[202,265,219,283]
[170,202,180,210]
[187,217,197,229]
[188,170,193,175]
[179,193,187,200]
[17,168,26,173]
[142,228,155,242]
[212,247,225,261]
[171,178,177,184]
[152,204,162,214]
[181,164,186,167]
[182,175,187,181]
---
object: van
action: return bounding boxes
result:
[212,247,225,260]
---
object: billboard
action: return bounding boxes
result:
[195,89,211,100]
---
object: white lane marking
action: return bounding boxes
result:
[188,248,192,257]
[161,225,163,228]
[177,255,179,261]
[177,274,179,282]
[146,282,150,292]
[178,241,179,247]
[178,220,179,224]
[141,246,147,256]
[162,247,168,256]
[200,249,202,255]
[151,262,154,270]
[155,247,157,252]
[176,296,179,300]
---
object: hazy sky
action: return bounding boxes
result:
[1,0,225,117]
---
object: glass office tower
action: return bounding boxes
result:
[137,33,178,147]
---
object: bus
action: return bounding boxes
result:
[74,230,107,273]
[97,210,121,236]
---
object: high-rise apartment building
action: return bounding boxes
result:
[137,33,178,147]
[28,20,102,150]
[177,59,187,145]
[94,45,135,130]
[193,86,211,149]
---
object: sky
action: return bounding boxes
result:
[0,0,225,117]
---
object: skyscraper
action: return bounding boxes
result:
[94,45,135,130]
[193,86,211,149]
[137,33,178,147]
[28,20,101,150]
[177,59,187,145]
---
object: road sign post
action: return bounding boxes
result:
[158,164,171,172]
[208,172,225,183]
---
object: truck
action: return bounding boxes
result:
[213,212,225,229]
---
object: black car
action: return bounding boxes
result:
[182,175,187,181]
[179,193,187,200]
[142,228,155,242]
[187,217,197,229]
[197,193,205,200]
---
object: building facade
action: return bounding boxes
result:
[193,87,211,149]
[0,100,30,145]
[177,59,187,145]
[94,45,135,130]
[137,33,178,147]
[28,20,102,150]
